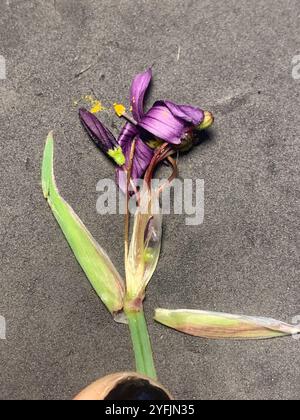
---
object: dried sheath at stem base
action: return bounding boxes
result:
[125,187,162,301]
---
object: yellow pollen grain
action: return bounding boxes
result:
[114,103,126,117]
[90,101,104,114]
[84,95,106,114]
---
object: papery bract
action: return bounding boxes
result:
[126,187,162,303]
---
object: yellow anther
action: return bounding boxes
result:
[114,103,126,117]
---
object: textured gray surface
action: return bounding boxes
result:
[0,0,299,400]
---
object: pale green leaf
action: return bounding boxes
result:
[155,308,300,340]
[42,133,125,315]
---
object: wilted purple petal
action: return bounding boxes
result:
[79,108,117,153]
[163,101,204,125]
[116,129,154,193]
[118,122,154,179]
[131,137,154,180]
[138,100,205,144]
[115,167,127,194]
[118,122,138,161]
[130,68,152,122]
[138,102,186,144]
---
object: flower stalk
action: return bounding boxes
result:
[124,138,137,265]
[125,306,157,380]
[124,137,158,380]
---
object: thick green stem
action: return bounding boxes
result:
[125,307,157,380]
[124,139,157,381]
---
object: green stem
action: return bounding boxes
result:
[125,307,157,380]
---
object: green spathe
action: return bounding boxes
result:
[42,133,125,314]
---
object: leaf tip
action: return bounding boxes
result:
[41,132,55,199]
[154,308,167,322]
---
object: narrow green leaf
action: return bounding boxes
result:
[155,308,300,340]
[41,133,125,315]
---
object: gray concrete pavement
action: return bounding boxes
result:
[0,0,299,400]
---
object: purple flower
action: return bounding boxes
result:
[79,69,213,193]
[79,107,154,193]
[116,69,207,190]
[130,69,205,144]
[79,108,126,166]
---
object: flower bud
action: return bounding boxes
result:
[195,110,214,131]
[79,108,126,166]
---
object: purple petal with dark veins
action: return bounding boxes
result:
[115,167,127,194]
[118,122,138,160]
[79,108,117,153]
[116,139,154,193]
[130,68,152,122]
[138,100,205,144]
[138,102,186,144]
[116,123,154,192]
[131,137,154,180]
[163,100,204,125]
